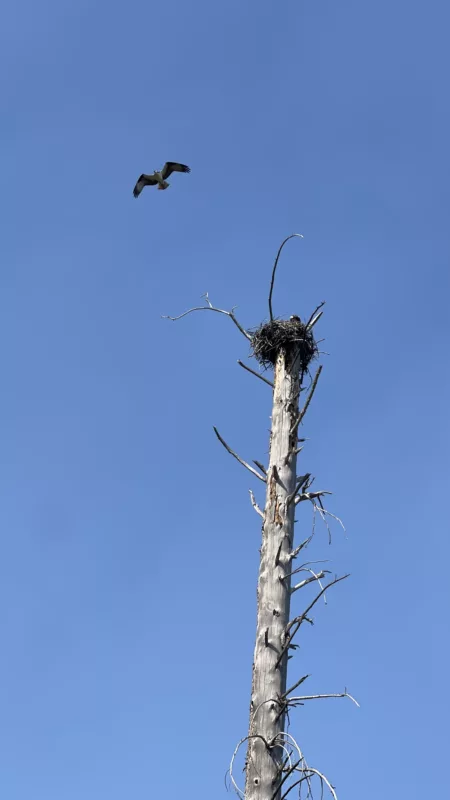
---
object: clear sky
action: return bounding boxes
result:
[1,1,449,798]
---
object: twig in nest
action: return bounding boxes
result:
[162,292,252,342]
[213,427,266,482]
[268,234,304,321]
[237,360,274,388]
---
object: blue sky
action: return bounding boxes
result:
[1,0,449,797]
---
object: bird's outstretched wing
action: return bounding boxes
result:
[161,162,191,180]
[133,174,158,198]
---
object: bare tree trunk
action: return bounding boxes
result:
[245,346,302,800]
[163,241,353,800]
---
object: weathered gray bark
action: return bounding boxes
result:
[245,345,302,800]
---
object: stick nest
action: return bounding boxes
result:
[251,318,318,370]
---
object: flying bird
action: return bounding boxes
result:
[133,162,191,197]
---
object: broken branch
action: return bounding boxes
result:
[285,575,350,639]
[213,427,266,482]
[294,489,332,506]
[305,301,325,329]
[238,360,274,388]
[286,473,311,506]
[290,571,326,594]
[253,460,267,475]
[249,489,264,518]
[283,675,310,699]
[288,537,313,561]
[288,691,360,708]
[290,365,323,435]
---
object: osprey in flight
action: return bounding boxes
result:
[133,162,191,197]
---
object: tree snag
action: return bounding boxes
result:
[245,342,303,800]
[164,235,356,800]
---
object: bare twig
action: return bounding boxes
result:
[275,732,306,767]
[297,767,338,800]
[275,577,349,671]
[285,575,350,640]
[270,760,302,800]
[290,571,326,595]
[286,473,311,506]
[283,675,310,699]
[249,489,264,519]
[213,427,266,483]
[268,234,304,321]
[283,563,329,581]
[308,312,324,330]
[290,365,323,435]
[162,292,252,342]
[280,775,312,800]
[305,301,326,330]
[238,360,274,388]
[253,460,267,475]
[294,490,332,506]
[288,537,313,561]
[311,501,346,544]
[288,691,360,708]
[314,503,345,531]
[289,559,331,576]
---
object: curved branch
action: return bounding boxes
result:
[162,292,252,342]
[229,734,270,798]
[268,234,304,321]
[297,767,338,800]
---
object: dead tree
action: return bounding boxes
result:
[164,235,357,800]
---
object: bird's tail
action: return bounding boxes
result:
[158,181,170,190]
